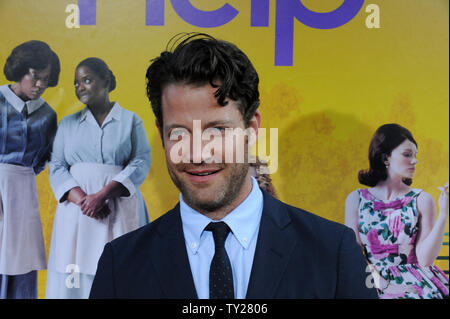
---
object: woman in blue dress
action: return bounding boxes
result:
[46,57,151,298]
[0,40,60,299]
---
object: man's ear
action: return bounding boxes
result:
[155,119,165,148]
[247,109,261,148]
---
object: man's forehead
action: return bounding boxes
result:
[161,83,242,125]
[162,82,217,100]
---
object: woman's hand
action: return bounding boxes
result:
[93,204,112,220]
[81,193,107,218]
[67,187,87,206]
[78,181,128,219]
[67,187,112,219]
[382,281,421,297]
[373,269,421,297]
[437,182,449,218]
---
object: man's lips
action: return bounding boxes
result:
[186,168,221,175]
[185,168,222,183]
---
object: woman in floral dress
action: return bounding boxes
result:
[345,123,449,299]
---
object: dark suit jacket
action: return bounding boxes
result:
[90,190,378,298]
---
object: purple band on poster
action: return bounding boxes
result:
[79,0,96,25]
[170,0,239,28]
[275,0,364,66]
[251,0,270,27]
[146,0,165,26]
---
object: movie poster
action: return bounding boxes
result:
[0,0,448,299]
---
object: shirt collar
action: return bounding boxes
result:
[0,84,45,114]
[180,176,263,254]
[79,101,122,126]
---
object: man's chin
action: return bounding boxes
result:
[182,191,226,212]
[168,163,250,214]
[190,200,224,213]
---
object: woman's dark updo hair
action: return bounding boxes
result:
[358,123,417,187]
[76,57,116,92]
[4,40,60,87]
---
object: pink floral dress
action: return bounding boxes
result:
[358,188,449,299]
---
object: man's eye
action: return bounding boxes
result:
[203,127,226,136]
[209,127,227,134]
[170,129,189,139]
[84,79,91,84]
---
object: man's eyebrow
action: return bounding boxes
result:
[164,120,234,132]
[205,120,233,127]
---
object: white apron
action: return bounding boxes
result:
[47,163,139,275]
[0,163,46,275]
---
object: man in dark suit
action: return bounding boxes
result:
[90,33,378,299]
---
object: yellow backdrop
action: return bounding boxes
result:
[0,0,448,298]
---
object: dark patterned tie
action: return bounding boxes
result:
[205,221,234,299]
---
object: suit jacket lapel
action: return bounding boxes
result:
[151,204,198,298]
[246,191,299,298]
